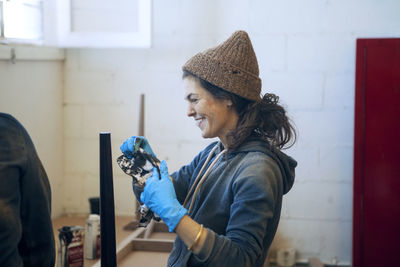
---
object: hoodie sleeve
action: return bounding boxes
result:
[0,116,26,266]
[191,153,283,266]
[0,115,55,267]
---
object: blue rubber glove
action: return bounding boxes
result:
[120,136,156,159]
[140,160,188,232]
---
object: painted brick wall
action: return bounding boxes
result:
[63,0,400,263]
[0,55,64,218]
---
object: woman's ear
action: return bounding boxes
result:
[224,99,233,108]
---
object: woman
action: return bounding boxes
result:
[121,30,297,266]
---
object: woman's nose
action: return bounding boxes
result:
[187,105,195,117]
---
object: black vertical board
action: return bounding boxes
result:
[99,132,116,267]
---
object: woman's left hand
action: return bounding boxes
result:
[120,136,156,159]
[140,160,188,232]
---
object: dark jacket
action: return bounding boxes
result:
[168,139,296,267]
[0,113,55,267]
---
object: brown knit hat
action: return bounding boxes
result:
[182,30,262,101]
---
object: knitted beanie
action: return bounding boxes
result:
[182,30,262,101]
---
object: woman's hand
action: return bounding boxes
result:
[140,160,188,232]
[120,136,156,159]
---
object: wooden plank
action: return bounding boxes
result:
[93,227,174,266]
[139,94,145,136]
[131,238,174,252]
[116,228,146,263]
[92,227,146,267]
[118,251,170,267]
[143,219,155,239]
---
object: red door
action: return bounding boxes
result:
[353,39,400,267]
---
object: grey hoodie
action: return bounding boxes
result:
[169,138,297,267]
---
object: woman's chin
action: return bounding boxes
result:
[200,131,209,138]
[201,132,215,139]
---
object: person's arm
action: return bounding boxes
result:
[0,115,55,267]
[174,215,206,254]
[139,161,206,252]
[141,153,282,265]
[0,166,23,266]
[0,117,24,266]
[187,154,283,266]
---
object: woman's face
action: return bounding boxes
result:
[183,77,238,145]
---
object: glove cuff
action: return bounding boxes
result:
[164,202,188,232]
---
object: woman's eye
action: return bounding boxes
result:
[190,98,198,103]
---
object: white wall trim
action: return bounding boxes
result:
[0,45,65,61]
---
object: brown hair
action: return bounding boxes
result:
[183,70,296,150]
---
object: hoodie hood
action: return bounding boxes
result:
[223,139,297,194]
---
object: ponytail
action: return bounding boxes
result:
[227,93,297,150]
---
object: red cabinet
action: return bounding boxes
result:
[353,39,400,267]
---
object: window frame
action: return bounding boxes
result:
[0,1,3,39]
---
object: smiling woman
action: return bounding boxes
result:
[120,30,297,267]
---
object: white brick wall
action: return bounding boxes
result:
[0,55,64,218]
[62,0,400,264]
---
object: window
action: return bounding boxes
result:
[0,0,43,44]
[0,0,152,48]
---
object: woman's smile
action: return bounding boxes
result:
[195,117,204,128]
